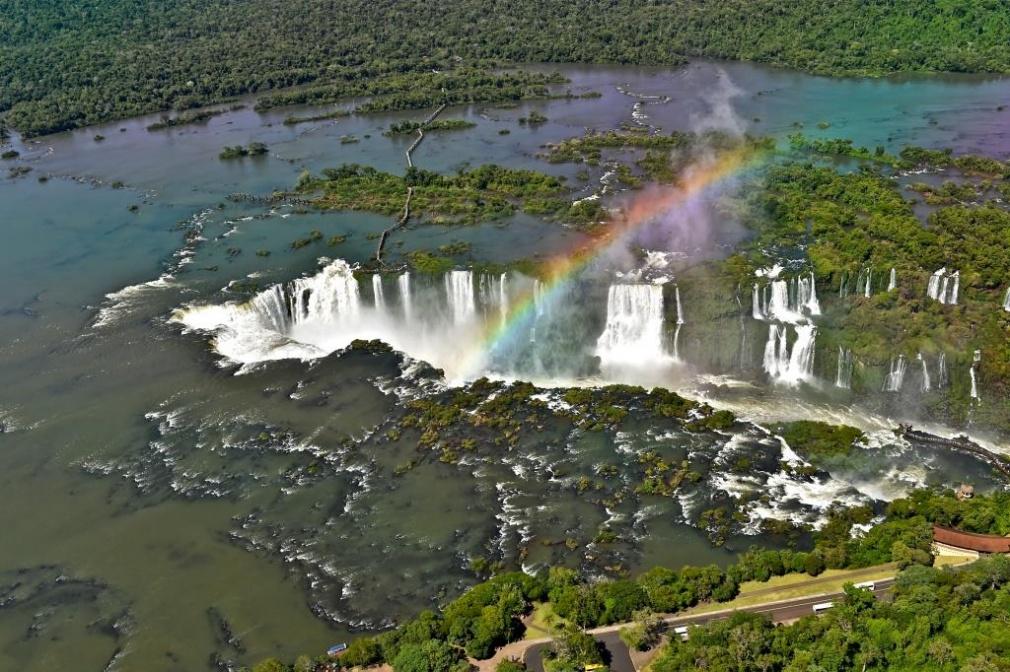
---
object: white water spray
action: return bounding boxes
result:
[917,353,931,392]
[970,350,981,401]
[445,270,476,325]
[673,285,685,362]
[372,274,386,311]
[763,324,816,386]
[398,272,412,321]
[887,268,896,292]
[835,347,853,389]
[883,355,907,392]
[596,284,670,367]
[927,268,959,304]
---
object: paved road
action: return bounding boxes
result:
[521,579,895,672]
[525,632,635,672]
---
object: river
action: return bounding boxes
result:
[1,60,1009,671]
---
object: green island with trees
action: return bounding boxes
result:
[296,164,605,227]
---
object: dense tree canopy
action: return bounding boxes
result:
[5,1,1010,135]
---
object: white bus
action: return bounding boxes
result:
[853,580,876,591]
[673,626,690,641]
[812,601,835,613]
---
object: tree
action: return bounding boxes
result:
[619,609,662,651]
[597,579,647,624]
[252,659,289,672]
[804,552,825,576]
[547,625,603,672]
[392,640,463,672]
[341,636,384,667]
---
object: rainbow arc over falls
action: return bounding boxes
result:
[457,144,770,379]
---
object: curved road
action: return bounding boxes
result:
[521,580,895,672]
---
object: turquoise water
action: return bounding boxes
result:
[1,60,1009,671]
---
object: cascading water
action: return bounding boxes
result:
[754,273,819,323]
[445,270,476,325]
[533,280,546,318]
[887,268,896,292]
[863,270,872,298]
[595,283,670,367]
[835,347,853,389]
[762,324,816,386]
[927,268,959,304]
[766,280,792,322]
[673,285,685,362]
[938,352,949,389]
[289,259,362,324]
[917,352,931,392]
[174,259,366,365]
[882,355,907,392]
[970,350,981,401]
[799,273,820,315]
[398,272,412,321]
[372,274,386,311]
[755,271,820,385]
[498,273,508,328]
[478,272,510,328]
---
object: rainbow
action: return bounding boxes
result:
[458,144,770,378]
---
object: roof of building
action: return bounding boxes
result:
[933,524,1010,554]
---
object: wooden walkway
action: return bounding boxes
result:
[375,103,447,263]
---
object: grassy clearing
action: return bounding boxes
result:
[523,602,568,640]
[681,557,971,616]
[683,564,899,615]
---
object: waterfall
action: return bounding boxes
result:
[398,272,412,321]
[766,280,791,321]
[596,284,668,366]
[757,274,819,323]
[763,325,789,380]
[372,274,386,311]
[838,272,848,300]
[763,324,816,386]
[917,352,931,392]
[927,268,944,301]
[478,272,509,327]
[249,284,292,333]
[887,268,896,292]
[673,285,684,362]
[882,355,907,392]
[290,259,362,324]
[938,352,949,388]
[752,283,764,320]
[498,273,508,328]
[445,270,475,325]
[1003,287,1010,312]
[970,350,981,400]
[927,267,959,304]
[863,270,872,298]
[798,273,821,315]
[835,347,853,389]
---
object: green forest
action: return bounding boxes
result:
[252,488,1010,672]
[6,0,1010,135]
